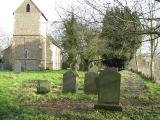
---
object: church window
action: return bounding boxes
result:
[24,49,29,58]
[26,4,30,12]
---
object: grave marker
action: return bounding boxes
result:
[84,72,98,94]
[94,68,122,111]
[13,60,21,73]
[37,80,50,94]
[63,71,77,93]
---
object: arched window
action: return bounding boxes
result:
[26,4,30,12]
[24,49,29,58]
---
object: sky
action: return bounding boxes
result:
[0,0,74,33]
[0,0,157,34]
[0,0,159,54]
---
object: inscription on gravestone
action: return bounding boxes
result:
[63,71,77,93]
[94,68,122,111]
[84,72,98,94]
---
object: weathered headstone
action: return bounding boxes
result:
[37,80,50,94]
[63,71,77,93]
[13,60,21,73]
[89,65,99,73]
[94,68,122,111]
[0,63,4,70]
[84,72,98,94]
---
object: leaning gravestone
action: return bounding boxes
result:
[13,60,21,73]
[37,80,50,94]
[84,72,98,94]
[94,68,122,111]
[63,71,77,93]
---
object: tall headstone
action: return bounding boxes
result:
[63,71,77,93]
[37,80,50,94]
[13,60,21,73]
[94,68,122,111]
[84,72,98,94]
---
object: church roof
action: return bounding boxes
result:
[47,35,61,49]
[13,0,48,21]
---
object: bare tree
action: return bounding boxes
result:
[0,30,11,51]
[54,0,160,79]
[79,0,160,80]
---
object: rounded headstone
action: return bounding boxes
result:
[84,72,98,94]
[63,71,77,93]
[94,67,122,111]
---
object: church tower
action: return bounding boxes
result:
[12,0,48,70]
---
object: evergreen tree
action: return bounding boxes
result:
[61,14,103,70]
[101,7,142,69]
[80,27,104,70]
[62,13,81,68]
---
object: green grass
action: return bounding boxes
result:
[0,70,159,120]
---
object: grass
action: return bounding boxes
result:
[0,70,159,120]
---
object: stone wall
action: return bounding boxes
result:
[2,47,12,70]
[46,39,53,69]
[50,44,62,70]
[11,0,46,70]
[2,0,62,70]
[14,0,40,35]
[11,36,46,70]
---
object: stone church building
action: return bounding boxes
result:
[3,0,62,70]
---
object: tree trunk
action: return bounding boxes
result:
[150,34,154,79]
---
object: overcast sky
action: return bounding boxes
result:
[1,0,159,33]
[0,0,160,53]
[0,0,134,34]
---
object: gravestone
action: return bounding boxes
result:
[94,68,122,111]
[84,72,98,94]
[13,60,21,73]
[37,80,50,94]
[89,65,99,73]
[63,71,77,93]
[0,63,4,70]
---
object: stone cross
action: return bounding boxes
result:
[84,72,98,94]
[63,71,77,93]
[89,65,99,73]
[94,68,122,111]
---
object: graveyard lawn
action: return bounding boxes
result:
[0,70,160,120]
